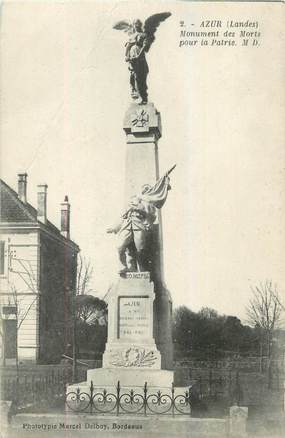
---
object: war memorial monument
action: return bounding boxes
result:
[65,16,249,435]
[65,11,189,402]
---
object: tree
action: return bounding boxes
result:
[76,254,93,296]
[221,316,251,355]
[172,306,197,354]
[173,304,260,359]
[75,294,107,326]
[198,307,219,319]
[70,254,95,380]
[246,280,283,358]
[74,295,107,358]
[197,308,225,357]
[8,285,37,373]
[74,255,107,328]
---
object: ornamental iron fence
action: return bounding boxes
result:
[65,381,192,416]
[2,366,282,415]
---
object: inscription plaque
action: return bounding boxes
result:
[118,296,149,339]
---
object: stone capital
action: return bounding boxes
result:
[124,102,161,140]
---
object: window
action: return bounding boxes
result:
[0,241,5,275]
[3,319,17,359]
[2,306,16,315]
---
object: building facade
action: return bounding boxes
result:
[0,173,79,364]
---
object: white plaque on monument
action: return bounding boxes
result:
[118,296,149,339]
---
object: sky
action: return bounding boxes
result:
[1,0,284,322]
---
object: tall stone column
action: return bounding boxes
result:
[123,102,173,369]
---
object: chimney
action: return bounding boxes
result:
[61,195,70,239]
[37,184,48,224]
[18,173,28,203]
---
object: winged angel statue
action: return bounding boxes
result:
[113,12,171,104]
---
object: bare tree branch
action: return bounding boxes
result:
[1,254,39,371]
[8,285,37,330]
[246,280,284,358]
[76,254,94,295]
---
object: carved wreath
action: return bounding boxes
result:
[111,347,157,367]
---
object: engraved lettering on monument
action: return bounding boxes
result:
[119,296,149,339]
[125,272,150,280]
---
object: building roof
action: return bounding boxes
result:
[0,179,79,251]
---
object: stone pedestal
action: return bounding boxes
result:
[67,272,175,395]
[103,272,161,369]
[87,271,173,387]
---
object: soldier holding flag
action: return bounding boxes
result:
[107,165,176,273]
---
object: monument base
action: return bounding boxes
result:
[66,273,177,410]
[86,367,174,387]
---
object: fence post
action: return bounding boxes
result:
[32,375,35,404]
[50,370,54,397]
[90,380,94,414]
[276,366,279,391]
[268,363,272,390]
[45,375,48,397]
[14,375,19,411]
[24,374,27,391]
[188,386,192,416]
[41,375,45,392]
[229,370,232,401]
[209,370,213,397]
[199,376,202,399]
[116,381,120,416]
[171,382,175,417]
[143,382,147,416]
[234,371,243,406]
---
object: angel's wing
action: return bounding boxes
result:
[113,20,133,34]
[143,12,171,51]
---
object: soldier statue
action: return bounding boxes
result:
[107,165,176,273]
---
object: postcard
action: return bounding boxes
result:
[0,1,284,437]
